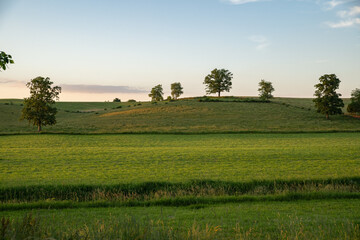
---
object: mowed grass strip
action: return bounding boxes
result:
[1,133,359,187]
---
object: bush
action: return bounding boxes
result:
[128,99,136,103]
[347,102,360,115]
[113,98,121,102]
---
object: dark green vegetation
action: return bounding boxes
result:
[348,88,360,114]
[149,84,164,101]
[314,74,344,119]
[258,80,274,101]
[20,77,62,132]
[0,97,359,133]
[0,50,14,71]
[204,68,233,97]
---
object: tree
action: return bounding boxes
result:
[258,80,274,101]
[20,77,61,132]
[0,51,14,71]
[149,84,164,101]
[347,88,360,114]
[313,74,344,120]
[204,68,232,97]
[113,98,121,102]
[171,82,183,100]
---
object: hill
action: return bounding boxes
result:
[0,97,359,134]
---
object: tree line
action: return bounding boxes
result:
[1,50,359,132]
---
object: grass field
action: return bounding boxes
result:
[1,133,359,187]
[1,97,359,133]
[2,200,360,239]
[1,98,360,239]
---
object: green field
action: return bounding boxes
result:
[1,98,360,239]
[1,133,359,187]
[2,200,359,239]
[1,97,359,133]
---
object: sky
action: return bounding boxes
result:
[0,0,359,101]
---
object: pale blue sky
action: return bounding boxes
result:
[0,0,359,101]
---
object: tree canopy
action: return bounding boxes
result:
[0,51,14,71]
[258,80,274,101]
[204,68,232,97]
[149,84,164,101]
[313,74,344,119]
[20,77,62,132]
[171,82,183,100]
[347,88,360,114]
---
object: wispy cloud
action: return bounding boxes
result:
[60,84,147,94]
[326,5,360,28]
[326,18,360,28]
[324,0,346,10]
[0,80,146,94]
[249,35,270,50]
[221,0,264,5]
[337,6,360,17]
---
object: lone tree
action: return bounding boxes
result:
[347,88,360,115]
[258,80,275,101]
[204,68,232,97]
[171,82,183,100]
[149,84,164,101]
[21,77,61,132]
[313,74,344,120]
[0,51,14,71]
[113,98,121,102]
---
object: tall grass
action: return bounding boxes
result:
[1,178,360,203]
[1,213,359,240]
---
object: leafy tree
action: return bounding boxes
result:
[20,77,61,132]
[313,74,344,120]
[113,98,121,102]
[149,84,164,101]
[204,68,232,97]
[258,80,274,101]
[0,51,14,71]
[171,82,183,100]
[347,88,360,114]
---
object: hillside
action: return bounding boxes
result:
[0,97,359,134]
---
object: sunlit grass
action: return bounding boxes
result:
[1,133,359,187]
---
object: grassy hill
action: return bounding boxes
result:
[0,97,359,134]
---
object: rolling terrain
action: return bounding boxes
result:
[0,97,359,134]
[1,97,359,239]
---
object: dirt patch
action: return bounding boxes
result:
[100,106,199,117]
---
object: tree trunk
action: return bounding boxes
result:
[326,114,329,120]
[38,124,42,132]
[218,91,220,97]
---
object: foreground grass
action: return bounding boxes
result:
[1,199,359,239]
[0,97,359,133]
[1,133,360,187]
